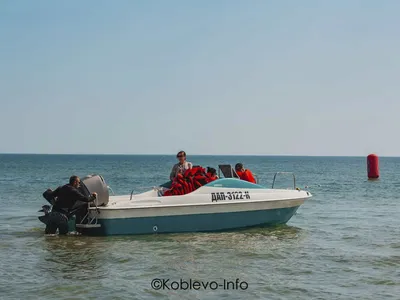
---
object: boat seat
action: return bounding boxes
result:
[218,164,239,179]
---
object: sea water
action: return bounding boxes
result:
[0,154,398,299]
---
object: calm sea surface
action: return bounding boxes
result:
[0,154,399,299]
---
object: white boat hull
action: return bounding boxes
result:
[79,179,312,236]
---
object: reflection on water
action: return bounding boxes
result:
[1,224,306,299]
[3,212,397,300]
[39,236,110,281]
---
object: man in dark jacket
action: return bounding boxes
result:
[43,175,97,235]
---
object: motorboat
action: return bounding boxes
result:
[38,164,312,236]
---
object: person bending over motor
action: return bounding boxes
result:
[42,175,97,235]
[235,163,256,184]
[170,150,193,181]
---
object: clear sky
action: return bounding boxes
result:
[1,0,399,156]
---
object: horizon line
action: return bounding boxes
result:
[0,152,393,158]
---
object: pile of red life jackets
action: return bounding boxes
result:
[163,166,218,196]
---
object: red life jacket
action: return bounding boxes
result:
[236,169,256,183]
[206,173,218,181]
[163,166,217,196]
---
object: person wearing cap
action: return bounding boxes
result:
[169,151,193,181]
[235,163,256,184]
[42,175,97,235]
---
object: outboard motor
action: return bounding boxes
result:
[78,174,109,207]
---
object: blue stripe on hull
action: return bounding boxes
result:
[80,206,301,236]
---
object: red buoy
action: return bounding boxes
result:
[367,154,379,179]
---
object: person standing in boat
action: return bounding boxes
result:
[235,163,256,184]
[170,151,193,180]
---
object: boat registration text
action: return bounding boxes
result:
[211,191,250,202]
